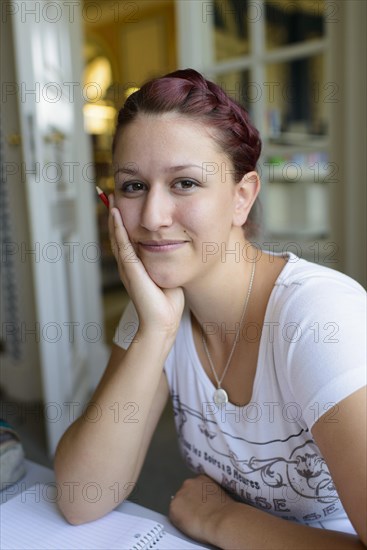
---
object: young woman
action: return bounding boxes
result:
[55,69,366,549]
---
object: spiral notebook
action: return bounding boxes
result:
[0,484,207,550]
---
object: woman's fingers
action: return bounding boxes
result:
[107,196,132,263]
[111,208,138,260]
[108,205,157,303]
[108,206,143,290]
[107,194,185,332]
[108,194,120,260]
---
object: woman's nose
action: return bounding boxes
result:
[140,187,174,231]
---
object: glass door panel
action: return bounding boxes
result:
[213,0,250,61]
[265,0,325,50]
[263,54,330,241]
[264,54,327,141]
[176,1,331,261]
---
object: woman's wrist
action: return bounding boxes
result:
[203,497,242,547]
[136,325,178,354]
[138,313,181,339]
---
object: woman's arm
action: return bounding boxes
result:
[55,201,184,525]
[55,336,172,525]
[311,386,366,544]
[169,387,367,549]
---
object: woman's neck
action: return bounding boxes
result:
[184,246,288,367]
[184,242,257,331]
[183,245,288,335]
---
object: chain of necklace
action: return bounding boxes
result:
[201,260,256,405]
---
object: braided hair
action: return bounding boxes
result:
[112,69,262,237]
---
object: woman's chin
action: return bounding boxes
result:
[150,273,182,290]
[145,265,184,290]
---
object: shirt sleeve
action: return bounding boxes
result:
[274,273,366,431]
[112,300,139,350]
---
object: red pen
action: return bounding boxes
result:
[96,186,109,209]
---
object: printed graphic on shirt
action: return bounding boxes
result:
[172,394,344,524]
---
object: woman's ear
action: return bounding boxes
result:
[232,171,261,226]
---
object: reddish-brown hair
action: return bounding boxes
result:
[112,69,262,236]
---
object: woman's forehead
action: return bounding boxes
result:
[114,113,225,157]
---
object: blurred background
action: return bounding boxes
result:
[1,0,366,513]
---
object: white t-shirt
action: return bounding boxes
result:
[113,253,366,534]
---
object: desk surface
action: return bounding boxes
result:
[1,460,212,548]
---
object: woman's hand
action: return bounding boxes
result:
[169,475,237,545]
[169,469,367,550]
[108,194,185,336]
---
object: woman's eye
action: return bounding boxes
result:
[174,179,198,190]
[121,182,146,193]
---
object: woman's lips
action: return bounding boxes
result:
[138,240,188,253]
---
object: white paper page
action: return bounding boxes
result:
[0,488,160,550]
[0,485,208,550]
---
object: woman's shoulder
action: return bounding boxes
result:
[264,250,366,324]
[262,253,366,430]
[272,251,364,290]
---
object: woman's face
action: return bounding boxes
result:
[113,113,247,289]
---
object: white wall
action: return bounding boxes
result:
[327,0,366,287]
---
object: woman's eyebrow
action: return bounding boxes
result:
[165,164,203,173]
[114,164,203,176]
[114,166,138,177]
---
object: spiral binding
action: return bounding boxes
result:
[131,523,164,550]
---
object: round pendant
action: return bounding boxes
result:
[213,388,228,405]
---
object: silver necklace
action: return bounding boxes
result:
[201,261,256,405]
